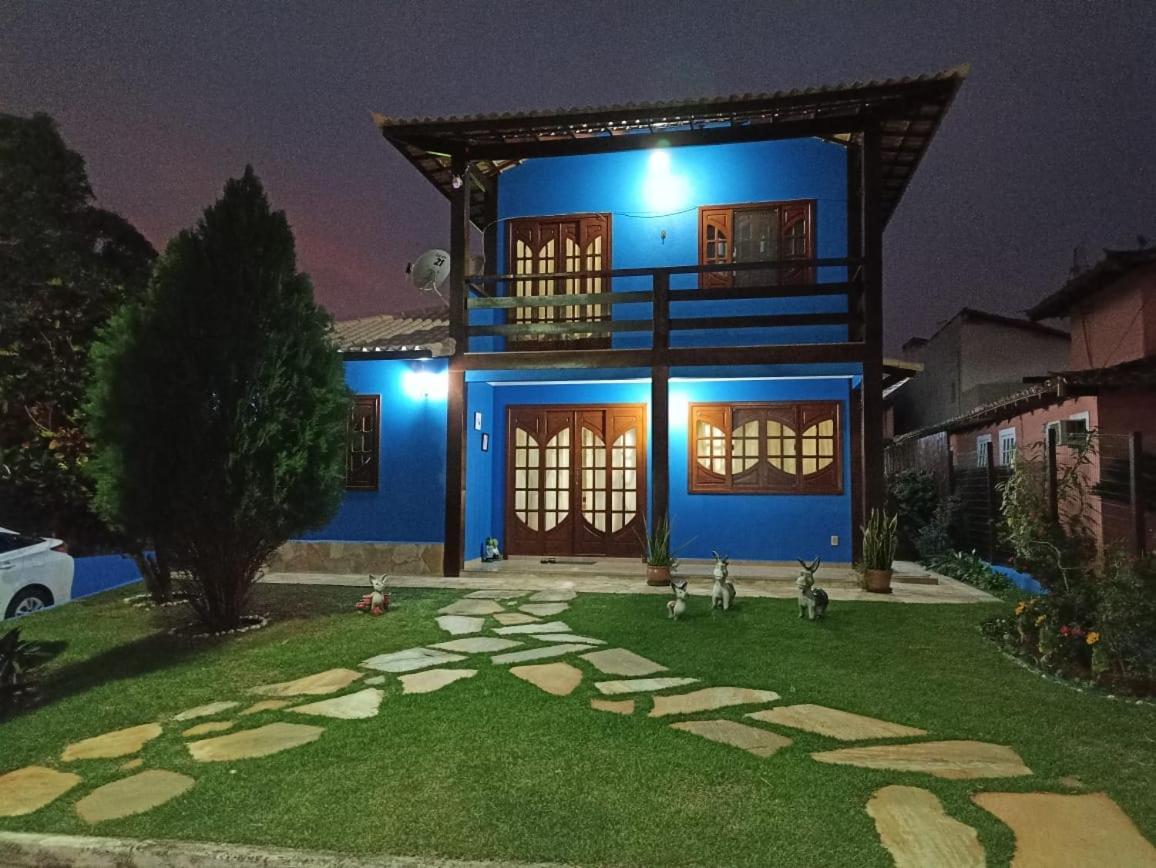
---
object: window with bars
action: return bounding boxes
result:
[689,402,841,494]
[699,200,814,288]
[346,395,380,490]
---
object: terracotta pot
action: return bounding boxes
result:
[646,564,672,586]
[864,568,893,594]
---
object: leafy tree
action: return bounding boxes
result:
[86,167,349,630]
[0,113,154,548]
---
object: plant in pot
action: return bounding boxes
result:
[862,509,898,594]
[641,515,678,586]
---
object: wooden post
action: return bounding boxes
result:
[845,140,863,342]
[985,440,998,562]
[850,384,863,563]
[442,154,471,578]
[860,122,885,522]
[1045,425,1059,521]
[652,269,670,355]
[651,364,670,529]
[1129,431,1146,556]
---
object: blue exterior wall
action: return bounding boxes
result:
[302,358,448,544]
[71,554,143,599]
[487,138,849,350]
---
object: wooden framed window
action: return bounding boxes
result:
[507,213,611,349]
[689,401,841,494]
[699,200,814,288]
[346,394,380,490]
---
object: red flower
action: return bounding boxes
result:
[1059,625,1070,637]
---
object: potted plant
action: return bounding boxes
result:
[862,509,898,594]
[641,515,678,586]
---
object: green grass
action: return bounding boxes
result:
[2,583,1153,867]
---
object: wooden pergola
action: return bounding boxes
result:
[374,67,967,575]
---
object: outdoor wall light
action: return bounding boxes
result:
[402,365,448,401]
[643,147,689,214]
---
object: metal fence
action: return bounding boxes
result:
[886,430,1152,562]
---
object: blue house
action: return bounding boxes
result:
[282,68,966,578]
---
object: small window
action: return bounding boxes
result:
[689,402,840,494]
[999,428,1017,467]
[346,395,380,490]
[1065,412,1091,447]
[976,434,993,467]
[699,201,814,288]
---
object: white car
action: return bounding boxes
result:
[0,527,74,619]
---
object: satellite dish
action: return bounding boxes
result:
[406,249,450,299]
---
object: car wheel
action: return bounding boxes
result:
[5,587,53,619]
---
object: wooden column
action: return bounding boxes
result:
[860,123,885,522]
[845,140,863,342]
[442,154,471,577]
[985,441,998,562]
[1129,431,1146,556]
[1045,425,1059,521]
[651,270,671,527]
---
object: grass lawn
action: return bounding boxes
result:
[2,582,1153,867]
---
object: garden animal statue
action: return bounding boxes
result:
[667,578,688,620]
[355,575,391,616]
[482,537,501,562]
[795,558,829,621]
[710,550,736,611]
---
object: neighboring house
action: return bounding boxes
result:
[888,247,1156,554]
[273,68,967,577]
[888,308,1070,437]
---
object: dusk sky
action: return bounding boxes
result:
[3,1,1152,349]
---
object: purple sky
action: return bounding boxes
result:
[2,1,1152,349]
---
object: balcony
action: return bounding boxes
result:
[458,257,867,370]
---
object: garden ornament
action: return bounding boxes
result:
[796,558,828,621]
[355,575,391,616]
[710,550,736,611]
[482,537,501,562]
[667,578,689,620]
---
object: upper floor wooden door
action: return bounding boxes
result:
[507,214,611,350]
[506,404,646,557]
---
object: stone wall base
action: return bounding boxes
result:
[267,540,443,576]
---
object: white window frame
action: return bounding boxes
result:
[976,434,993,467]
[998,427,1017,466]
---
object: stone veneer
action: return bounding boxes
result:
[267,540,443,575]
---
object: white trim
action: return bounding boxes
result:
[976,433,993,467]
[998,427,1017,466]
[1068,410,1091,428]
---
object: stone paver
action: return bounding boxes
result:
[181,721,235,738]
[649,687,780,718]
[509,662,584,696]
[519,602,570,617]
[430,637,522,654]
[239,699,291,715]
[974,791,1156,867]
[813,740,1032,780]
[530,633,605,645]
[580,648,667,677]
[289,688,384,720]
[494,621,571,635]
[466,589,526,600]
[438,599,504,616]
[670,719,793,758]
[528,589,577,602]
[62,723,164,762]
[492,612,540,626]
[119,758,144,772]
[591,698,635,715]
[250,668,363,697]
[491,644,594,665]
[363,675,387,686]
[361,648,467,673]
[435,615,485,635]
[399,668,477,694]
[0,766,81,817]
[187,722,324,762]
[74,770,195,824]
[173,700,240,721]
[594,677,699,695]
[867,785,985,868]
[747,704,927,741]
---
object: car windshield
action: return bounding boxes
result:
[0,532,43,554]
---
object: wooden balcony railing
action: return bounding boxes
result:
[461,258,864,365]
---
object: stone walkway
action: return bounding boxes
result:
[2,586,1152,868]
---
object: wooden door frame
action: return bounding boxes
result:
[504,402,647,557]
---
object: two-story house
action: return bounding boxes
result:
[271,68,967,578]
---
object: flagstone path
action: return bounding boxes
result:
[119,759,144,772]
[6,586,1153,867]
[867,785,986,868]
[74,770,194,824]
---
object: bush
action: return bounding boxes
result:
[886,469,941,558]
[0,627,59,714]
[1095,553,1156,681]
[927,549,1015,596]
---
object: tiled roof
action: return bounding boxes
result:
[1028,247,1156,321]
[373,66,968,229]
[332,306,451,356]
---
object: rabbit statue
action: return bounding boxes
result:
[795,558,828,621]
[667,578,688,620]
[355,574,391,616]
[710,551,736,611]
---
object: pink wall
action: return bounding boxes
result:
[1069,264,1156,370]
[948,395,1099,461]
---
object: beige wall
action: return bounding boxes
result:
[1069,263,1156,369]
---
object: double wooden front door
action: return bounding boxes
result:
[506,405,646,557]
